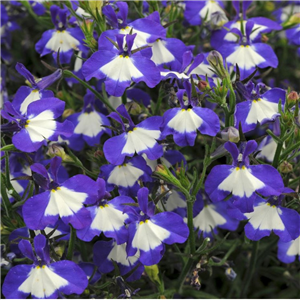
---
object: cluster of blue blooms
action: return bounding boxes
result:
[1,1,300,299]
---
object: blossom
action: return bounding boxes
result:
[76,178,133,243]
[35,5,87,64]
[184,0,228,26]
[82,33,161,97]
[126,188,189,266]
[100,156,152,196]
[1,99,73,152]
[66,89,111,151]
[214,21,278,79]
[12,62,61,115]
[103,104,163,165]
[192,192,239,237]
[22,157,98,230]
[161,81,220,146]
[93,240,144,282]
[2,234,88,299]
[244,196,300,241]
[234,81,286,132]
[205,141,285,212]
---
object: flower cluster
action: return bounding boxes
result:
[1,1,300,299]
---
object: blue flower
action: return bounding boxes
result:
[205,141,285,212]
[66,89,111,151]
[35,5,87,64]
[22,157,98,230]
[103,104,163,165]
[93,240,144,282]
[277,234,300,264]
[12,63,62,115]
[126,188,189,266]
[243,195,300,241]
[1,99,73,153]
[234,81,286,132]
[82,33,161,97]
[161,81,220,146]
[2,234,88,299]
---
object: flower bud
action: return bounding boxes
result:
[221,127,240,143]
[287,13,300,26]
[261,34,269,43]
[207,50,228,79]
[62,108,75,119]
[198,80,210,91]
[46,143,71,161]
[287,91,299,106]
[278,161,293,173]
[225,268,237,281]
[88,0,104,16]
[207,50,223,67]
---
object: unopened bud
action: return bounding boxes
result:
[207,50,223,67]
[47,143,71,161]
[62,108,75,119]
[278,161,293,173]
[207,50,228,79]
[94,150,104,158]
[287,13,300,26]
[221,127,240,143]
[88,0,104,16]
[287,91,299,105]
[125,102,141,115]
[225,268,237,281]
[264,1,275,11]
[261,34,269,43]
[155,164,169,177]
[198,80,210,91]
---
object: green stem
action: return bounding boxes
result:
[63,70,116,112]
[186,201,196,254]
[1,175,12,218]
[272,141,283,169]
[241,241,259,298]
[66,225,76,260]
[177,257,195,294]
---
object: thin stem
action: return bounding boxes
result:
[272,141,283,169]
[63,70,116,112]
[186,201,196,254]
[241,241,259,298]
[66,225,76,260]
[1,175,12,218]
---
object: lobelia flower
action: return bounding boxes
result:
[215,21,278,80]
[93,240,144,282]
[242,195,300,242]
[2,234,88,299]
[100,155,152,197]
[66,89,111,151]
[12,62,61,115]
[76,178,134,243]
[1,99,74,153]
[211,1,282,50]
[125,187,189,266]
[161,81,220,147]
[22,157,98,230]
[192,192,239,238]
[184,0,228,26]
[234,81,286,132]
[277,234,300,264]
[102,1,166,50]
[82,33,161,97]
[103,104,163,165]
[35,5,87,64]
[205,140,285,213]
